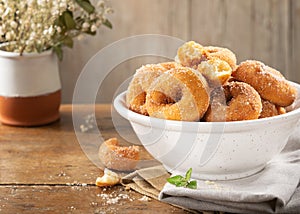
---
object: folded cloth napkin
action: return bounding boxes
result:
[121,165,169,199]
[159,129,300,214]
[121,128,300,214]
[121,166,210,214]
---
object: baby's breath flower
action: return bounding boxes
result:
[0,26,4,35]
[56,26,62,33]
[37,0,46,6]
[10,21,18,29]
[91,24,97,33]
[82,22,90,29]
[59,2,67,10]
[5,31,13,41]
[0,0,113,59]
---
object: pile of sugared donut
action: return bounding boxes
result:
[126,41,297,122]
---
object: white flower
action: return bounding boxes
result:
[91,24,97,32]
[59,2,67,10]
[43,29,48,35]
[90,14,96,20]
[82,22,90,29]
[10,21,18,29]
[48,26,54,35]
[5,31,12,40]
[0,26,4,35]
[36,23,42,29]
[29,32,36,40]
[97,1,105,8]
[56,26,62,33]
[68,3,75,11]
[27,0,35,6]
[37,0,46,6]
[0,0,112,54]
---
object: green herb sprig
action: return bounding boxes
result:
[167,168,197,189]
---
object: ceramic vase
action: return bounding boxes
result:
[0,48,61,126]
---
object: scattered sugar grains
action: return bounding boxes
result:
[80,114,96,132]
[139,195,151,202]
[97,191,135,206]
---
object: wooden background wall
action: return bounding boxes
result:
[59,0,300,103]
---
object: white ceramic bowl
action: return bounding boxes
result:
[114,82,300,180]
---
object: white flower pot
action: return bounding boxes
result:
[0,48,61,126]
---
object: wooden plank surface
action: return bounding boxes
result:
[0,105,190,213]
[0,186,186,214]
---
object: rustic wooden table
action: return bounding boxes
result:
[0,105,190,214]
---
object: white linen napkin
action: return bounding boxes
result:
[159,128,300,214]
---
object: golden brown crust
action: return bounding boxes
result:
[146,67,210,121]
[176,41,237,70]
[126,62,181,115]
[176,41,204,68]
[202,46,237,70]
[232,60,297,107]
[204,81,262,122]
[259,99,286,119]
[98,138,140,171]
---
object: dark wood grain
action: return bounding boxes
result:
[0,105,190,213]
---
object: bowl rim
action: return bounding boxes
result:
[113,81,300,131]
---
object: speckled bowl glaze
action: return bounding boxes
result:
[114,82,300,180]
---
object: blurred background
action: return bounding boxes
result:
[59,0,300,103]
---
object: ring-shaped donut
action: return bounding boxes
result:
[259,99,286,119]
[126,62,180,115]
[232,60,297,107]
[202,46,237,70]
[176,41,204,68]
[146,67,210,121]
[204,81,262,122]
[175,41,237,70]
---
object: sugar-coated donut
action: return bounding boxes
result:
[146,67,210,121]
[204,81,262,122]
[259,99,286,119]
[197,58,232,86]
[176,41,204,68]
[98,138,140,171]
[126,62,181,115]
[202,46,237,70]
[175,41,237,70]
[232,60,297,107]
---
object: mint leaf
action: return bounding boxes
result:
[167,175,185,186]
[185,168,192,181]
[166,168,197,189]
[187,180,197,189]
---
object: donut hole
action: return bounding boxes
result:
[136,91,146,104]
[151,90,183,105]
